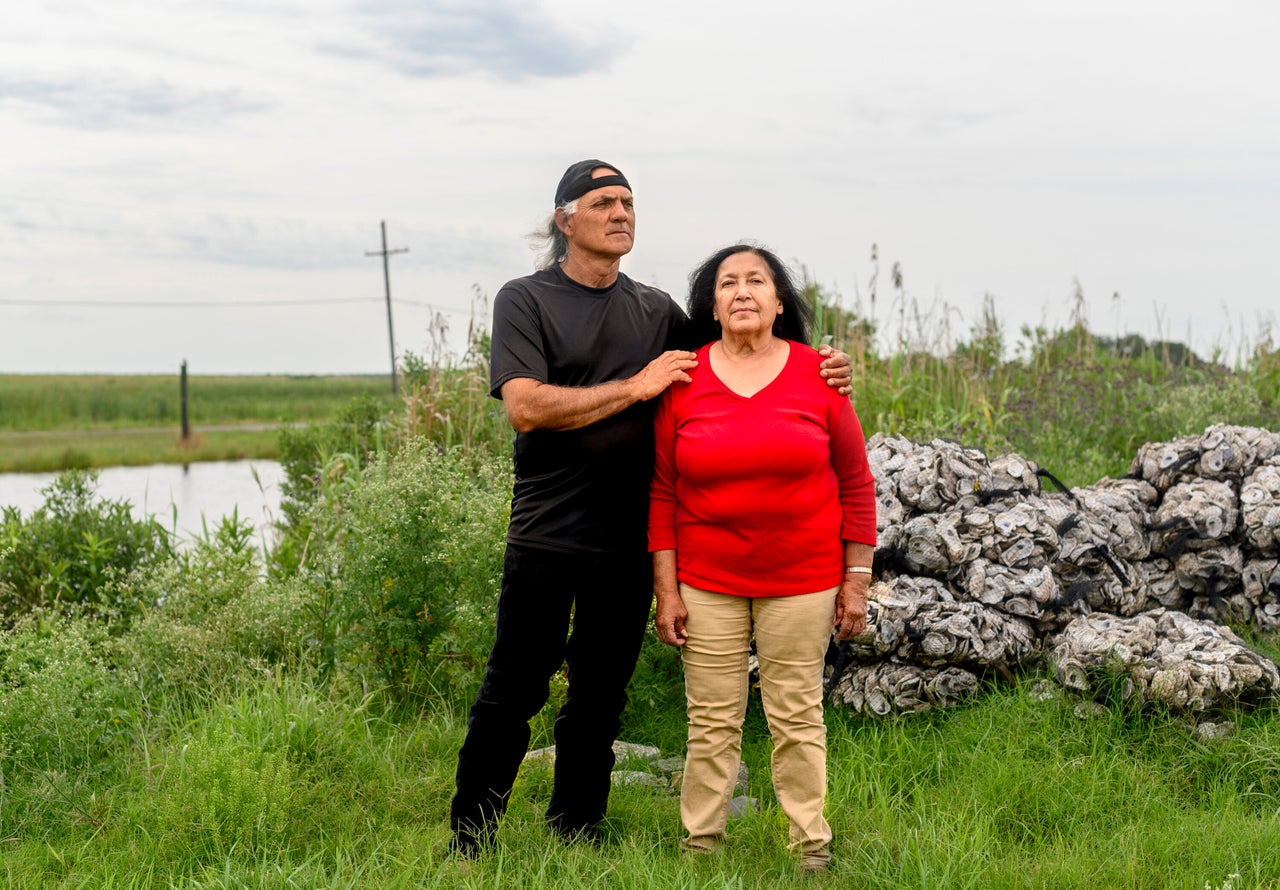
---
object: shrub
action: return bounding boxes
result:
[318,441,509,704]
[113,530,322,703]
[272,396,398,578]
[0,614,137,780]
[0,470,173,622]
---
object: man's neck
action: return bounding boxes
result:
[560,252,622,289]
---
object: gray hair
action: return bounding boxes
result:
[531,199,578,270]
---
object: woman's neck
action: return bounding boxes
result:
[717,333,780,359]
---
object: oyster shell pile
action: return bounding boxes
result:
[1048,609,1280,712]
[828,424,1280,717]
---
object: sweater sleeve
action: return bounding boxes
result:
[648,387,679,552]
[828,390,878,546]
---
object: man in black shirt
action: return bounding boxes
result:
[449,160,850,854]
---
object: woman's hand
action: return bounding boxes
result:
[655,590,688,648]
[833,575,869,640]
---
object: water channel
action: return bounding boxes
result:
[0,460,286,546]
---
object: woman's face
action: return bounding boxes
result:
[712,251,781,338]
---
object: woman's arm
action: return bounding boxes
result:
[827,389,878,547]
[834,541,874,640]
[827,383,876,640]
[652,549,688,647]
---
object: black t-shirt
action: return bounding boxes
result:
[490,265,688,554]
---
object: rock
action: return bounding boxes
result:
[1193,721,1235,742]
[612,740,661,765]
[611,770,667,790]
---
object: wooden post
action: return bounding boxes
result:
[180,359,190,441]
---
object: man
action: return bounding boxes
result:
[449,159,851,854]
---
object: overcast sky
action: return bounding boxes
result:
[2,0,1277,375]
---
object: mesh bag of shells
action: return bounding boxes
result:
[829,424,1280,718]
[1047,609,1280,712]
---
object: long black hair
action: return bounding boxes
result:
[685,243,814,348]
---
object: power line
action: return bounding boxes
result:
[0,297,481,316]
[0,297,381,308]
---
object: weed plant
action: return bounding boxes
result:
[815,301,1280,488]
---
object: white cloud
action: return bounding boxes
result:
[331,0,624,80]
[1,0,1277,373]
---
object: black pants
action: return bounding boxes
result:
[450,542,653,846]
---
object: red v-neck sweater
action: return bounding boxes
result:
[648,341,877,597]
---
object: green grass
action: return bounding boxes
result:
[0,374,397,432]
[0,374,398,472]
[0,427,282,473]
[3,670,1279,889]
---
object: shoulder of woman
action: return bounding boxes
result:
[788,340,822,360]
[785,340,826,373]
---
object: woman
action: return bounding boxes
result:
[648,244,876,872]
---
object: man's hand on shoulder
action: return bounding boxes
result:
[499,351,697,434]
[630,350,698,402]
[817,344,853,397]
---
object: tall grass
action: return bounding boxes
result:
[0,374,397,431]
[0,427,282,473]
[804,276,1280,487]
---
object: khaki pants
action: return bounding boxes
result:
[679,583,836,857]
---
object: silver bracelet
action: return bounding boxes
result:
[845,566,872,575]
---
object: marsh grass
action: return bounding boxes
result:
[0,374,396,432]
[0,427,283,473]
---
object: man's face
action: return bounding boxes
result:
[558,168,635,261]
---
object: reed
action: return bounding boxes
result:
[803,276,1280,488]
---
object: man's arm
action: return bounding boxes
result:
[501,350,698,433]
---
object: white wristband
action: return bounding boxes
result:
[845,566,872,575]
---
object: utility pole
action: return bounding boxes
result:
[365,221,408,395]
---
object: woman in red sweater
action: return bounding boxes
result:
[649,244,877,873]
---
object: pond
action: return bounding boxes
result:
[0,460,286,546]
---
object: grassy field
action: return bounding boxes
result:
[0,373,397,430]
[0,374,397,472]
[0,427,283,474]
